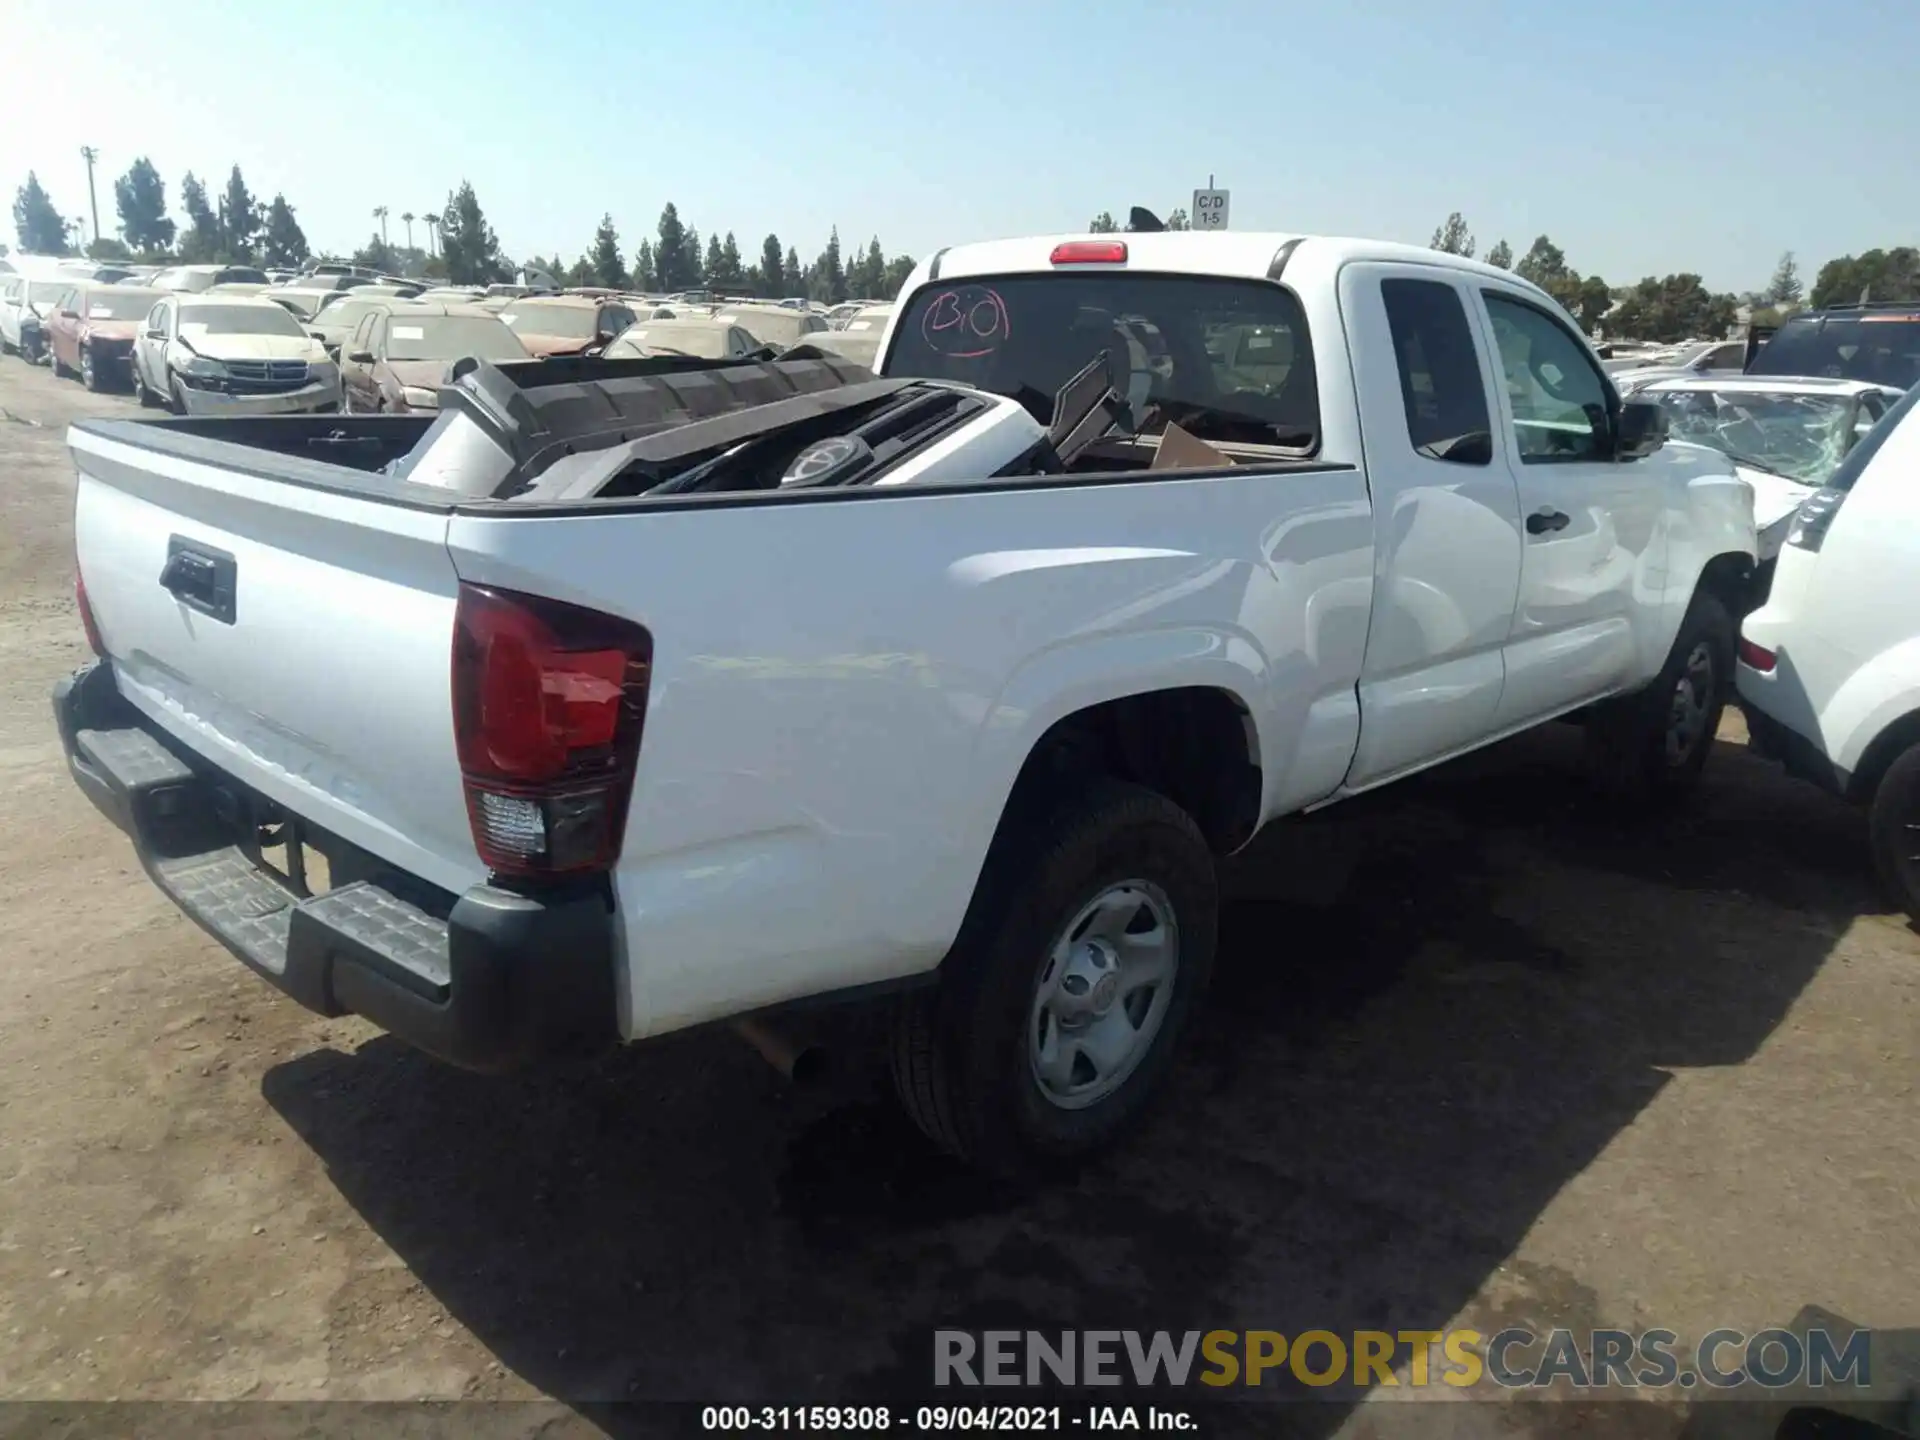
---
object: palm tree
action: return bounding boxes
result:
[422,213,440,257]
[401,211,415,251]
[373,205,389,244]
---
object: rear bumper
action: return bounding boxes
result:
[54,660,617,1072]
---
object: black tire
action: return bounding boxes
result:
[167,374,187,415]
[890,780,1218,1177]
[49,345,70,379]
[0,334,14,357]
[1868,743,1920,923]
[132,364,157,408]
[1584,588,1735,806]
[79,345,101,391]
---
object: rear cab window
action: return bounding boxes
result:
[884,272,1320,451]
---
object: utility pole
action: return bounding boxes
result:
[79,146,101,253]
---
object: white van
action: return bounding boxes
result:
[1738,381,1920,919]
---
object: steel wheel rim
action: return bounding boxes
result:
[1027,879,1180,1111]
[80,350,93,386]
[1665,642,1716,765]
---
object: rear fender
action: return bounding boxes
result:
[1821,638,1920,781]
[958,624,1269,871]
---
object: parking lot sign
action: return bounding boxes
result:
[1193,188,1230,230]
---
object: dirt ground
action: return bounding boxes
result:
[0,358,1914,1440]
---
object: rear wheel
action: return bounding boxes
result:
[1868,743,1920,923]
[1585,589,1734,806]
[890,780,1217,1177]
[0,333,15,356]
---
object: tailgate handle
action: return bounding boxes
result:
[159,538,238,625]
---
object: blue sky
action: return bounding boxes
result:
[5,0,1914,292]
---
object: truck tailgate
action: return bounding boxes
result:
[70,426,481,896]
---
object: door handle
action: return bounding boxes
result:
[1527,509,1571,535]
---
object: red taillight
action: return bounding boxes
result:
[1050,240,1128,265]
[1738,638,1777,673]
[451,583,653,879]
[76,570,104,656]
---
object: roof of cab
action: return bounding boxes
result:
[922,231,1534,289]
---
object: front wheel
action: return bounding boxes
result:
[79,345,101,391]
[1868,743,1920,924]
[1584,589,1734,806]
[890,780,1218,1177]
[132,362,157,408]
[167,374,188,415]
[49,345,71,379]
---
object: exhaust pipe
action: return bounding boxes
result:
[731,1016,829,1088]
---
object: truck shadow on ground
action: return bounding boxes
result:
[261,724,1888,1436]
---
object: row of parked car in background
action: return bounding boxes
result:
[0,250,897,415]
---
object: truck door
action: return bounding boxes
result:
[1337,262,1525,789]
[1470,287,1661,725]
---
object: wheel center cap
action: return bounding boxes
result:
[1056,939,1122,1021]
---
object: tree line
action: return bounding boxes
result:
[13,164,1915,323]
[1079,204,1917,345]
[1418,210,1918,344]
[10,162,917,303]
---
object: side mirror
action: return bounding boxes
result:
[347,349,374,365]
[582,343,606,358]
[307,329,325,340]
[59,308,80,320]
[1614,399,1668,460]
[145,328,165,341]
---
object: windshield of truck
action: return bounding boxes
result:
[180,304,308,339]
[386,316,527,362]
[499,303,597,339]
[1750,311,1920,389]
[886,273,1320,448]
[1648,387,1863,484]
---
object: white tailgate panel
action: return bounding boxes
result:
[73,435,482,895]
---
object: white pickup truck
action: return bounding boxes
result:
[56,232,1758,1174]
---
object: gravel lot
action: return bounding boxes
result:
[0,358,1914,1439]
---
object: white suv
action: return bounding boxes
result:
[1737,381,1920,919]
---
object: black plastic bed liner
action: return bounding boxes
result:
[445,352,905,490]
